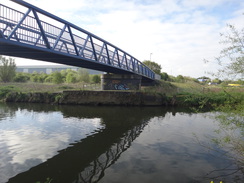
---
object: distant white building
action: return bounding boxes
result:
[16,65,103,75]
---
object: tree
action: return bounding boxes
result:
[92,75,101,84]
[66,72,77,83]
[212,78,222,84]
[51,71,63,84]
[78,68,90,83]
[176,75,185,83]
[160,72,169,81]
[0,56,16,82]
[206,22,244,79]
[142,60,162,74]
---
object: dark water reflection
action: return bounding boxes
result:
[0,103,242,183]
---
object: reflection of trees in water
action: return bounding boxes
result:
[75,121,148,183]
[195,111,244,183]
[0,103,16,120]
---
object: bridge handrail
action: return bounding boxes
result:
[0,0,155,79]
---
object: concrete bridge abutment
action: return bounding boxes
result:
[101,74,142,90]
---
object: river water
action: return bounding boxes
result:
[0,103,243,183]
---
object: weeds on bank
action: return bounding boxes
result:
[0,85,19,99]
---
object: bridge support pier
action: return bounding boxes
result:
[101,74,142,90]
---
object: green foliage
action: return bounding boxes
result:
[211,78,222,84]
[176,91,244,108]
[44,76,53,83]
[13,73,30,82]
[176,75,185,83]
[212,100,244,166]
[160,72,169,81]
[54,93,63,103]
[92,75,101,83]
[142,80,178,95]
[66,72,77,83]
[51,71,63,84]
[58,85,74,90]
[0,56,16,82]
[0,86,16,99]
[205,22,244,79]
[143,60,162,74]
[78,68,90,83]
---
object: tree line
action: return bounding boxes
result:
[0,57,101,84]
[0,55,242,85]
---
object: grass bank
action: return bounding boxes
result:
[0,81,243,108]
[142,80,244,108]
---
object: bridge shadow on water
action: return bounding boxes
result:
[4,103,188,183]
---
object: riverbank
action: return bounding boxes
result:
[0,82,243,107]
[3,90,167,106]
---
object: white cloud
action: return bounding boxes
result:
[1,0,243,78]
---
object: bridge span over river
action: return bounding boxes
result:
[0,0,156,87]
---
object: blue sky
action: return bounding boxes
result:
[1,0,244,78]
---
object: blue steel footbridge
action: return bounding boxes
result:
[0,0,155,80]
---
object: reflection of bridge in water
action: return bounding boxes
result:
[77,118,148,183]
[7,104,169,183]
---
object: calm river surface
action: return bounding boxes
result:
[0,103,242,183]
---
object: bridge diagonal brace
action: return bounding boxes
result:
[104,44,111,65]
[7,8,31,40]
[64,43,70,54]
[121,54,125,69]
[89,36,98,61]
[79,35,89,57]
[53,24,67,50]
[111,49,116,64]
[34,34,42,46]
[115,49,121,68]
[9,25,21,42]
[136,61,140,73]
[0,30,4,38]
[1,24,8,36]
[59,42,64,52]
[32,9,51,49]
[98,43,105,62]
[67,25,79,56]
[124,53,129,70]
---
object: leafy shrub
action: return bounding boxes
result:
[0,86,15,99]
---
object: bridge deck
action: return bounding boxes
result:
[0,39,132,75]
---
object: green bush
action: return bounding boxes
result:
[92,75,101,83]
[0,86,16,99]
[13,73,30,82]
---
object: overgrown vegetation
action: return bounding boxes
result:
[12,68,101,84]
[0,56,16,82]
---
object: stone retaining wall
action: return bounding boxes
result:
[4,91,167,106]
